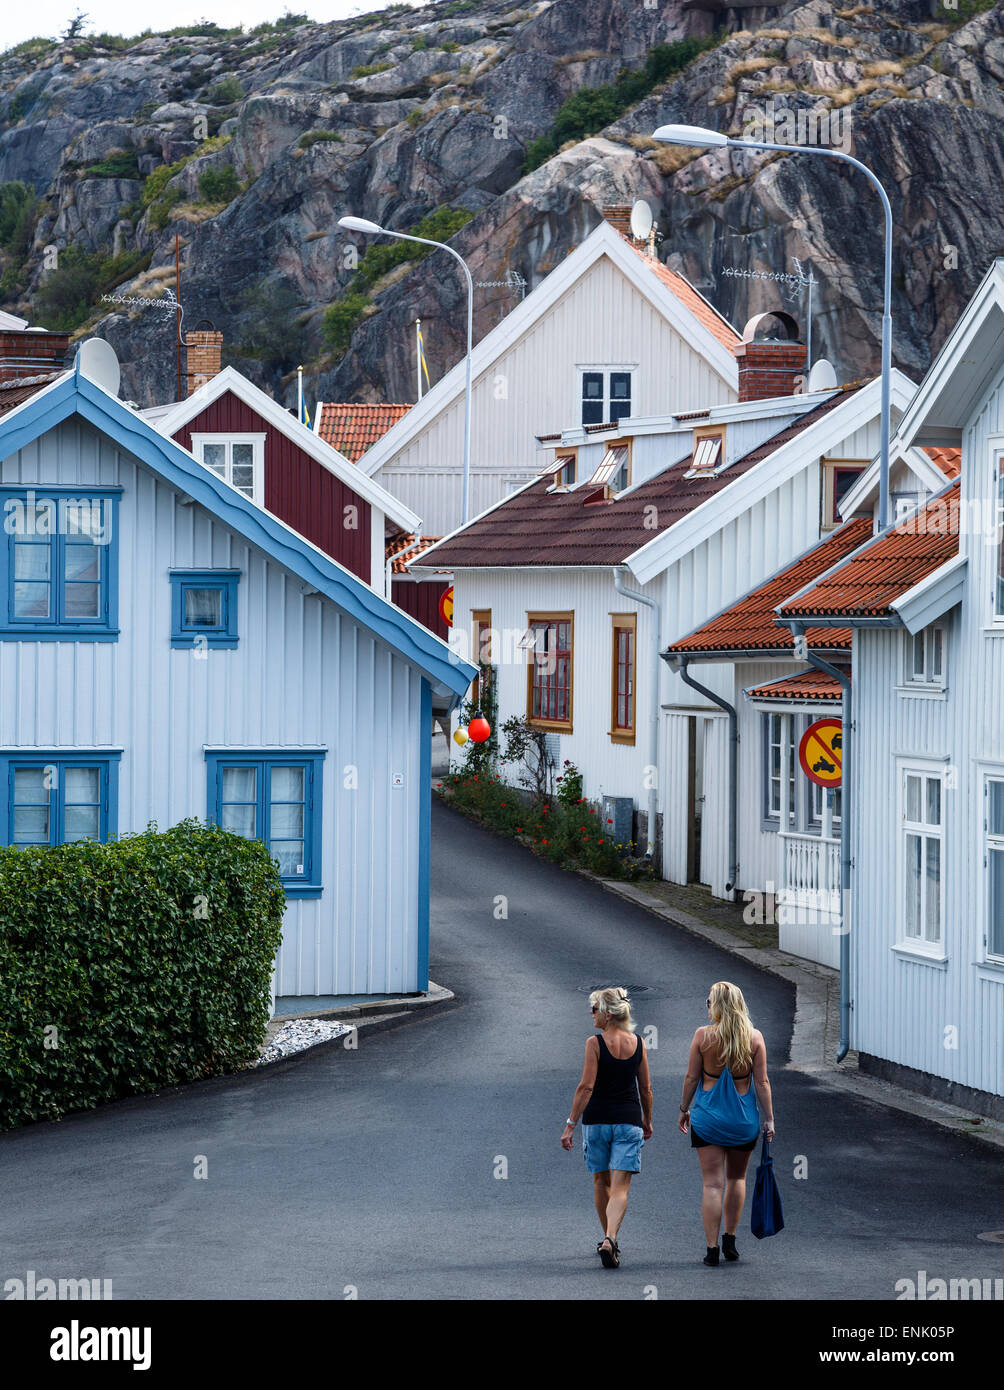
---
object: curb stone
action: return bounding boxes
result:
[581,872,1004,1153]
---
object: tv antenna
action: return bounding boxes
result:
[720,258,819,370]
[476,267,527,299]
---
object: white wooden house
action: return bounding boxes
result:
[771,257,1004,1114]
[418,359,915,886]
[0,353,477,1007]
[353,214,742,535]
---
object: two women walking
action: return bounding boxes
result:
[562,980,775,1268]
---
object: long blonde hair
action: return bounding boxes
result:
[589,986,636,1032]
[706,981,754,1073]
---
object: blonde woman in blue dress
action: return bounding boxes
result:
[679,981,775,1266]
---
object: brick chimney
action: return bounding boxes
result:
[734,311,807,402]
[602,205,634,239]
[0,328,71,385]
[185,329,223,396]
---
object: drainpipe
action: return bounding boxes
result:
[386,531,424,602]
[790,622,851,1063]
[665,655,739,901]
[613,567,661,861]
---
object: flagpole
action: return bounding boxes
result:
[297,365,303,423]
[416,319,423,401]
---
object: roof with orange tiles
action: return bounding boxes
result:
[665,517,873,657]
[923,446,961,480]
[385,532,447,574]
[316,402,412,462]
[778,482,960,620]
[746,669,845,702]
[623,237,742,353]
[424,387,860,570]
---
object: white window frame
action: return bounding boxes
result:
[981,766,1004,968]
[577,365,635,428]
[897,623,947,696]
[895,758,946,959]
[191,433,266,508]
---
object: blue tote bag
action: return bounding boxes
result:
[750,1133,784,1239]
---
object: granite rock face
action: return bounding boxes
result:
[0,0,1001,408]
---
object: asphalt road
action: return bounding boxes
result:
[2,798,1002,1301]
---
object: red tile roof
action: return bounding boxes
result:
[316,402,412,462]
[778,482,960,620]
[746,669,845,702]
[624,237,741,352]
[923,446,961,480]
[385,533,447,574]
[425,388,860,569]
[665,517,873,657]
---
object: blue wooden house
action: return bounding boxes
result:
[0,352,477,1003]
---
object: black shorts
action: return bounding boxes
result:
[690,1125,758,1153]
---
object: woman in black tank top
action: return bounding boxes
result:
[561,987,653,1269]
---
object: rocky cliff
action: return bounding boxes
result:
[0,0,1001,407]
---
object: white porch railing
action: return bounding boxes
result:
[778,831,841,925]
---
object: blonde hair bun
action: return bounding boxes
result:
[588,986,637,1031]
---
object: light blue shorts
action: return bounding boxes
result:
[582,1123,644,1174]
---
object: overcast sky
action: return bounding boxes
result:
[2,2,431,51]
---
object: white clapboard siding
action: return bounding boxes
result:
[373,253,735,534]
[0,416,427,999]
[850,371,1004,1095]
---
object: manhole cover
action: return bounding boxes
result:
[577,983,653,996]
[977,1231,1004,1244]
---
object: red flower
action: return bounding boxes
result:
[516,826,521,832]
[542,839,549,845]
[607,818,613,823]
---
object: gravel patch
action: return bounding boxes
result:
[252,1017,354,1066]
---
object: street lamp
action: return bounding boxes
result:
[653,124,893,534]
[338,214,475,527]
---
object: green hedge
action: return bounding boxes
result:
[0,820,285,1131]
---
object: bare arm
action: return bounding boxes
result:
[752,1032,775,1138]
[560,1039,599,1148]
[637,1037,653,1135]
[678,1028,704,1131]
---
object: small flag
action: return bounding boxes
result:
[300,397,311,428]
[417,321,431,389]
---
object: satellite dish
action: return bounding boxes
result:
[630,198,654,242]
[807,358,838,392]
[75,338,121,397]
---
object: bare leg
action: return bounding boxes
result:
[604,1171,633,1241]
[697,1146,726,1247]
[723,1147,756,1233]
[593,1172,611,1234]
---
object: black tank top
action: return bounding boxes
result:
[581,1033,644,1126]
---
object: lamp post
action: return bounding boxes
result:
[338,215,475,527]
[652,125,893,534]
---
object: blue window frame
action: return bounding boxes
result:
[169,570,240,649]
[2,752,121,846]
[0,488,120,640]
[205,751,324,897]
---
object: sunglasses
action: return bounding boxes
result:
[706,998,711,1008]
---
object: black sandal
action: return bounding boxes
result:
[599,1237,620,1268]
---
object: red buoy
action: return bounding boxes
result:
[468,714,491,743]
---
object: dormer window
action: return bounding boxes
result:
[686,429,725,478]
[692,437,721,474]
[191,434,265,506]
[589,443,630,492]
